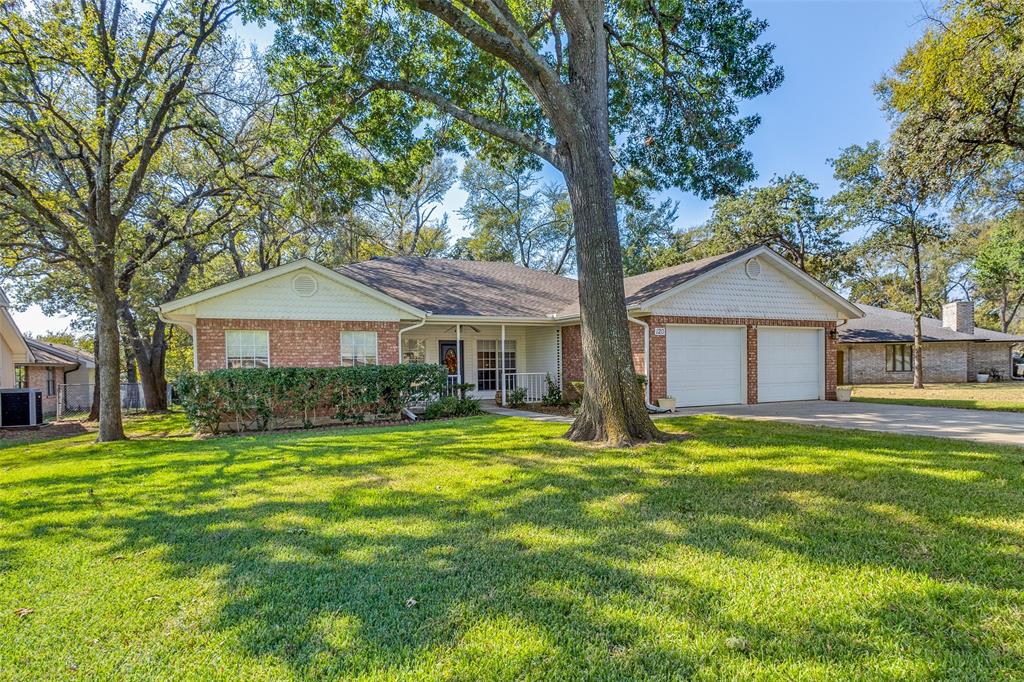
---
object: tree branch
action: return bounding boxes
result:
[373,79,563,168]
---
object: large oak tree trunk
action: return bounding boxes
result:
[558,4,661,445]
[88,329,101,422]
[562,146,660,445]
[121,309,169,412]
[94,271,126,441]
[132,329,168,411]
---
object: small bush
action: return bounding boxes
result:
[564,380,585,402]
[423,396,482,419]
[541,375,562,406]
[177,364,447,433]
[452,382,474,399]
[505,387,528,408]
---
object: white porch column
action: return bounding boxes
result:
[500,324,506,405]
[456,324,462,383]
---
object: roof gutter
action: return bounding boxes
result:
[158,309,198,372]
[627,315,652,404]
[398,314,431,358]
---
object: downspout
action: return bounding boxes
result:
[397,314,430,363]
[628,315,669,413]
[158,310,198,372]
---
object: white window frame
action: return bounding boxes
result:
[46,367,56,396]
[477,339,516,391]
[402,337,426,364]
[341,331,379,366]
[225,330,270,369]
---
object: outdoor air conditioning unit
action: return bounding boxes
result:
[0,388,43,428]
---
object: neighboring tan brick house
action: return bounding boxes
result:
[1,288,96,418]
[15,339,96,417]
[836,302,1020,385]
[160,246,872,408]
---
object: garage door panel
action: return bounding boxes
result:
[758,328,822,402]
[666,326,745,407]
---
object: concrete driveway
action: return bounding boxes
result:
[666,400,1024,448]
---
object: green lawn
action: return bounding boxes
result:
[852,382,1024,413]
[2,413,1024,680]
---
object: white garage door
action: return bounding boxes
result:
[665,325,746,407]
[758,327,823,402]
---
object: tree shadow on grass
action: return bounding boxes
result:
[6,414,1024,678]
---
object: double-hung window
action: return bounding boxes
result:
[885,344,912,372]
[14,366,26,388]
[402,338,426,364]
[225,330,270,368]
[341,331,378,366]
[46,367,56,396]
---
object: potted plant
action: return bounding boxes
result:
[977,371,990,383]
[836,385,852,402]
[657,395,677,411]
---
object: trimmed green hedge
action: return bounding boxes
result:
[177,364,447,433]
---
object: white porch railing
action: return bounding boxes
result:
[444,375,465,396]
[505,372,547,403]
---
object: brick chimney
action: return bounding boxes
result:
[942,301,975,335]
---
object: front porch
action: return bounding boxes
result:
[400,322,561,402]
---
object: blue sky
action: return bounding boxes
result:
[12,0,927,335]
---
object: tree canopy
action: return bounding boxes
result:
[455,156,574,272]
[881,0,1024,202]
[699,173,849,285]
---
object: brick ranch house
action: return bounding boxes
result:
[837,302,1021,384]
[159,246,869,408]
[0,289,96,416]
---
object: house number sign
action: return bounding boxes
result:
[654,327,666,336]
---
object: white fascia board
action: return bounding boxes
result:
[427,315,565,325]
[1,307,30,360]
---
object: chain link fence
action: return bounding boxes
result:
[56,383,149,420]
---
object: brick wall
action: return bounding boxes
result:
[559,323,646,388]
[746,325,758,404]
[975,343,1014,378]
[841,341,982,384]
[560,325,582,387]
[561,316,837,404]
[22,366,60,416]
[824,322,837,400]
[195,318,400,371]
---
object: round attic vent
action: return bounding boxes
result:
[744,257,762,280]
[292,274,318,297]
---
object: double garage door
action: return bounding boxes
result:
[665,325,823,407]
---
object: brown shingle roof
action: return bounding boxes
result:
[552,247,761,317]
[338,257,579,317]
[24,338,94,366]
[338,247,800,318]
[839,305,1024,343]
[623,246,761,304]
